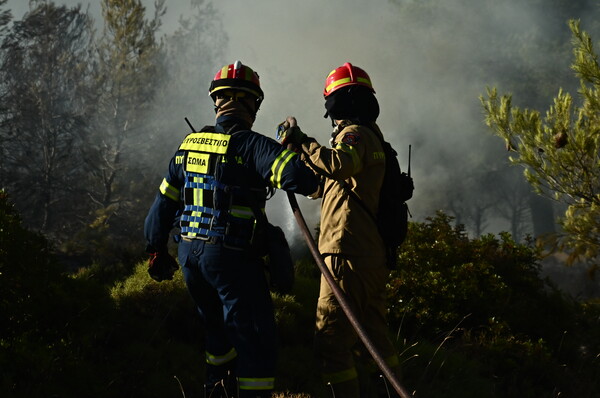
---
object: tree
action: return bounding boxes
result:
[150,0,228,166]
[0,1,95,238]
[488,167,535,241]
[0,0,12,178]
[0,0,10,38]
[444,169,494,236]
[164,0,226,116]
[481,20,600,268]
[80,0,166,248]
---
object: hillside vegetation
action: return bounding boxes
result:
[1,192,599,397]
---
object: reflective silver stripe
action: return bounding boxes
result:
[238,377,275,390]
[159,178,180,201]
[205,347,237,366]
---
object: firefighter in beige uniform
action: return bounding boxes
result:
[277,63,402,397]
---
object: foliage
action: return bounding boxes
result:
[162,0,226,123]
[2,193,599,397]
[0,0,228,267]
[0,0,11,38]
[72,0,167,257]
[0,189,201,397]
[102,261,204,397]
[392,213,547,337]
[272,278,325,396]
[481,20,600,267]
[0,191,113,397]
[0,187,320,396]
[388,212,600,397]
[0,2,96,237]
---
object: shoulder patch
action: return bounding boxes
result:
[341,132,360,145]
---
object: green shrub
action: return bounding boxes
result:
[389,212,600,397]
[3,191,599,397]
[0,191,114,397]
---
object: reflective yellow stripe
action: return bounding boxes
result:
[326,76,372,94]
[238,377,275,390]
[270,149,296,188]
[194,177,204,206]
[357,76,372,86]
[244,67,253,81]
[205,347,237,366]
[179,132,230,154]
[159,178,180,201]
[326,76,351,94]
[230,205,254,219]
[335,142,362,173]
[220,65,229,79]
[322,367,358,384]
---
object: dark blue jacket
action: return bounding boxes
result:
[144,119,318,252]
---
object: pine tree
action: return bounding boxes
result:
[82,0,166,243]
[481,20,600,269]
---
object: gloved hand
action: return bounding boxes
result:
[148,251,179,282]
[276,116,306,146]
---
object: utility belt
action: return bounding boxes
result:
[180,220,267,255]
[179,218,294,294]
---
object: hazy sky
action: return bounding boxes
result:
[4,0,592,240]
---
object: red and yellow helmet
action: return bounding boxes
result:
[209,60,264,100]
[323,62,375,97]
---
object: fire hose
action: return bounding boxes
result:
[285,190,412,398]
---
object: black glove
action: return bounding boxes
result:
[148,251,179,282]
[276,117,307,146]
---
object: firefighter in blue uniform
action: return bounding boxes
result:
[144,60,319,398]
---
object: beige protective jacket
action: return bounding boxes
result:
[299,121,386,257]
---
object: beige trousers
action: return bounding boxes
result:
[315,255,401,397]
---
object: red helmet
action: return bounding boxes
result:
[209,60,264,100]
[323,62,375,97]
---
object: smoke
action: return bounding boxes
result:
[5,0,599,242]
[210,0,590,238]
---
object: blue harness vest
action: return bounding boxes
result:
[179,128,267,250]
